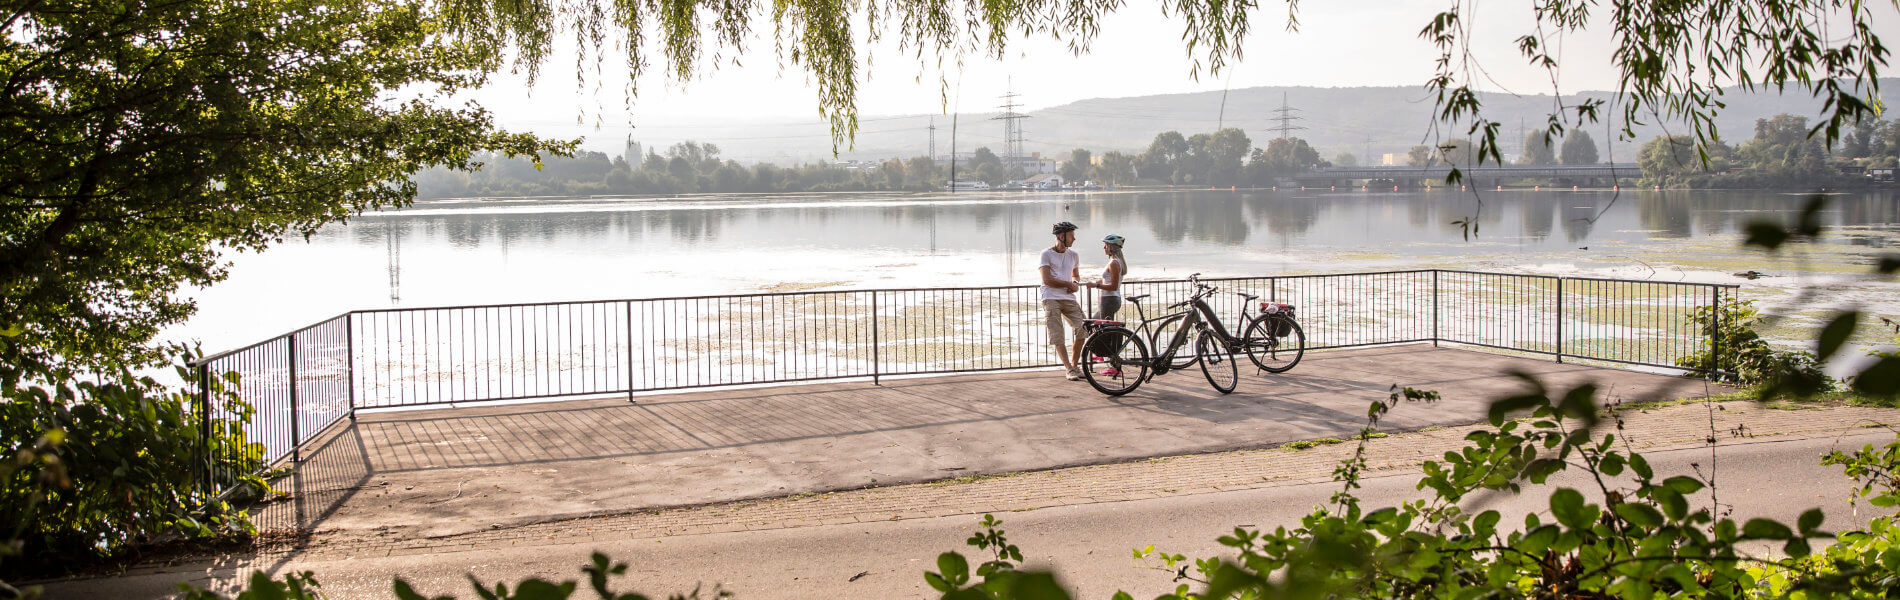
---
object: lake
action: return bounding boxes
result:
[181,189,1900,353]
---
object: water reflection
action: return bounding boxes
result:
[322,190,1900,258]
[184,189,1899,352]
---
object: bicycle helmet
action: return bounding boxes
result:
[1102,234,1125,246]
[1052,221,1078,234]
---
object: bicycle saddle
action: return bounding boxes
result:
[1235,292,1259,301]
[1125,294,1150,302]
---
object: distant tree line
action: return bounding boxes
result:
[414,142,949,198]
[411,128,1372,197]
[1398,130,1600,168]
[1638,113,1899,188]
[409,115,1889,196]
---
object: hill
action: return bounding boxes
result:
[566,80,1900,165]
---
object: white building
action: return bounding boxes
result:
[1024,174,1066,189]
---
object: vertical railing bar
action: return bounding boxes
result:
[1555,277,1565,362]
[1431,270,1440,347]
[638,300,646,402]
[287,334,301,463]
[346,313,357,420]
[1710,286,1721,378]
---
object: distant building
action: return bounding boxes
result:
[1382,153,1404,166]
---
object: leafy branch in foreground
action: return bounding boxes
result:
[176,552,729,600]
[924,369,1899,600]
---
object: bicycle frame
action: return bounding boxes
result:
[1108,296,1200,376]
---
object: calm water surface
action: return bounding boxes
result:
[185,189,1900,351]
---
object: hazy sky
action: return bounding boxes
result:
[465,0,1898,154]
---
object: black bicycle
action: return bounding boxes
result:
[1234,292,1305,374]
[1079,274,1241,395]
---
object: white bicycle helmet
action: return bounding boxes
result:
[1103,234,1125,246]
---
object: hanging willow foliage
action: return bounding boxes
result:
[431,0,1887,157]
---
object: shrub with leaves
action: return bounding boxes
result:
[1,344,267,576]
[177,553,725,600]
[922,372,1900,600]
[1675,296,1829,393]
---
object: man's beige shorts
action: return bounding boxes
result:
[1042,299,1087,347]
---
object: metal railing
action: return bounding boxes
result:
[190,269,1737,496]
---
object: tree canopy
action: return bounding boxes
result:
[1560,131,1600,165]
[0,0,565,376]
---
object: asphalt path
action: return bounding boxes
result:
[42,431,1896,600]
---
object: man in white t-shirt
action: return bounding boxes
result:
[1039,221,1087,380]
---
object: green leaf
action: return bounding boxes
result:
[394,579,450,600]
[925,573,953,593]
[1363,507,1398,525]
[1798,508,1825,534]
[1656,488,1689,521]
[1599,452,1625,476]
[1473,510,1502,537]
[1006,572,1073,600]
[1487,394,1546,425]
[1852,356,1900,397]
[1549,488,1594,529]
[1818,311,1860,360]
[512,579,577,600]
[1743,518,1794,540]
[1614,503,1665,528]
[1784,537,1813,558]
[1796,195,1827,238]
[1744,221,1790,250]
[1662,476,1706,494]
[1630,454,1654,479]
[938,552,970,586]
[1519,525,1560,554]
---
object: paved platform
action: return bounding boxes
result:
[255,345,1711,539]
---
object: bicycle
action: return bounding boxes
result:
[1078,274,1242,396]
[1233,291,1306,374]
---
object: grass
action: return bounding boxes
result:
[1614,388,1899,411]
[927,472,1020,487]
[1281,437,1349,451]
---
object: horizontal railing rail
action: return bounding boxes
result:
[188,269,1739,501]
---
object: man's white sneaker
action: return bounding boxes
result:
[1065,368,1083,381]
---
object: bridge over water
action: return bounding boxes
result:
[1292,163,1643,187]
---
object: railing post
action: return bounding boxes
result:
[287,334,301,463]
[1554,277,1564,363]
[871,291,881,386]
[1709,287,1721,378]
[1431,270,1440,347]
[198,363,213,496]
[625,301,637,403]
[638,300,646,402]
[345,313,357,421]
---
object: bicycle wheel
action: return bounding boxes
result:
[1082,327,1149,396]
[1197,329,1238,394]
[1149,313,1198,370]
[1243,316,1306,373]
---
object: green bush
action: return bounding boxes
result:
[1675,297,1830,392]
[923,375,1900,599]
[1,348,267,576]
[176,553,727,600]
